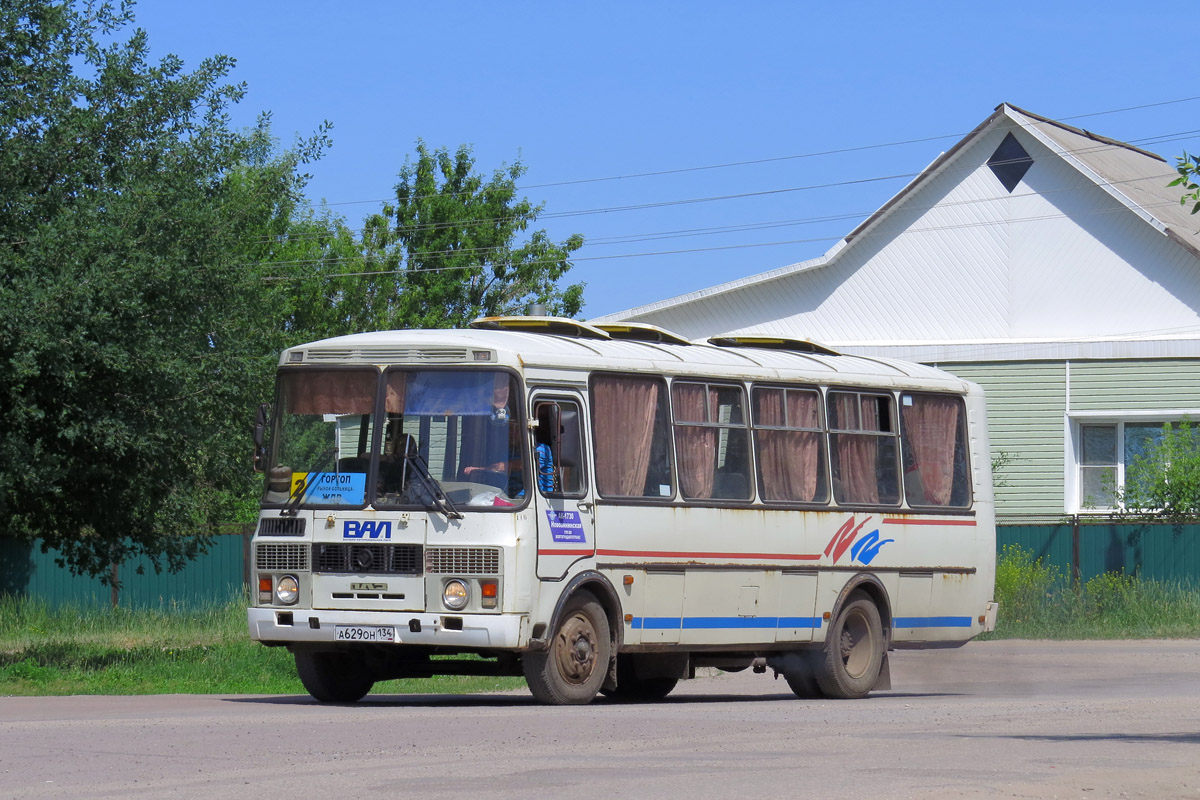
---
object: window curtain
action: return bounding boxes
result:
[901,395,959,506]
[835,394,880,504]
[593,376,659,496]
[284,370,378,415]
[385,372,406,414]
[756,389,821,502]
[674,383,716,499]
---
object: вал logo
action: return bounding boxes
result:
[343,520,392,540]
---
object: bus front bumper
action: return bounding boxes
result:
[247,607,527,649]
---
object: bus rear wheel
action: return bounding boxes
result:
[523,591,611,705]
[295,649,374,703]
[813,593,884,699]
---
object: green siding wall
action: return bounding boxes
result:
[942,361,1066,515]
[1069,360,1200,411]
[0,532,249,608]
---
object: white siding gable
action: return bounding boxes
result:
[597,106,1200,353]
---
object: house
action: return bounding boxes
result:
[591,103,1200,521]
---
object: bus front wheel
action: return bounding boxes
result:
[813,593,884,699]
[295,649,374,703]
[523,591,611,705]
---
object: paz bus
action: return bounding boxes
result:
[247,316,998,704]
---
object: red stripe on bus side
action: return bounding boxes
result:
[596,549,821,561]
[882,518,977,526]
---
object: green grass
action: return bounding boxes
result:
[986,544,1200,639]
[0,595,524,696]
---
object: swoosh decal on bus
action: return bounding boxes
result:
[882,518,977,526]
[596,549,821,561]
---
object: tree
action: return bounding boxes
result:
[1169,153,1200,214]
[0,0,325,580]
[276,142,585,335]
[1118,419,1200,523]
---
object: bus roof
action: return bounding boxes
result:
[280,325,974,393]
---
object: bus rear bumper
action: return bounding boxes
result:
[247,607,526,649]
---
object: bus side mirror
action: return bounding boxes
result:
[252,403,271,473]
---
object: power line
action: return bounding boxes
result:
[314,96,1200,208]
[258,195,1187,283]
[239,125,1200,251]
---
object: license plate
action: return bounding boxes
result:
[334,625,397,643]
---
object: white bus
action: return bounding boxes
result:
[248,317,998,704]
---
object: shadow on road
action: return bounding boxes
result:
[222,690,841,708]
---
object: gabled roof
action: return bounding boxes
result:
[591,104,1200,332]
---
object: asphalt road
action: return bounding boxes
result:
[2,640,1199,800]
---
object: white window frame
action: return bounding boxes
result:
[1066,409,1200,513]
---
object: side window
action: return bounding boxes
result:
[533,398,586,497]
[827,390,900,506]
[671,381,752,501]
[752,386,828,504]
[590,374,674,499]
[899,393,971,508]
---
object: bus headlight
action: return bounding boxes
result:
[442,579,469,611]
[275,575,299,605]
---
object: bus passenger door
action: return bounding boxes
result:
[531,394,597,580]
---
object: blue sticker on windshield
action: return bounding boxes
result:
[292,471,366,505]
[546,510,587,543]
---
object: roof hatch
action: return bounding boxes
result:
[593,322,692,345]
[707,335,840,356]
[469,316,611,340]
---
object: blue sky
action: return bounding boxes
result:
[135,1,1200,319]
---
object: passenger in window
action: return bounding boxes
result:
[535,428,557,493]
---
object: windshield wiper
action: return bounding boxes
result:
[405,449,464,520]
[280,447,337,517]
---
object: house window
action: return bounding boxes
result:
[1076,421,1171,511]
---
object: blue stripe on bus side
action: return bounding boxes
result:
[891,616,973,628]
[630,616,823,630]
[630,616,974,631]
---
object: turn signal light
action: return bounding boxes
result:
[480,580,498,609]
[258,575,272,604]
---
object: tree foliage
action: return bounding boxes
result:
[276,142,585,336]
[1169,152,1200,215]
[0,2,587,582]
[1119,419,1200,523]
[0,0,324,579]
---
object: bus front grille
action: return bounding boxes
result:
[425,547,501,575]
[257,517,306,537]
[256,543,309,571]
[312,543,422,575]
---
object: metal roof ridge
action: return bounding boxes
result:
[1001,105,1170,237]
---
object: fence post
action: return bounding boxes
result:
[110,562,120,608]
[1070,514,1081,589]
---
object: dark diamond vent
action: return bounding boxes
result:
[987,132,1033,193]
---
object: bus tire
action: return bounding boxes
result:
[523,591,611,705]
[295,650,374,703]
[601,655,678,702]
[813,592,884,699]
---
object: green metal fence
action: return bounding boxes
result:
[0,530,250,608]
[997,517,1200,585]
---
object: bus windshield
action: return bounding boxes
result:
[264,367,526,510]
